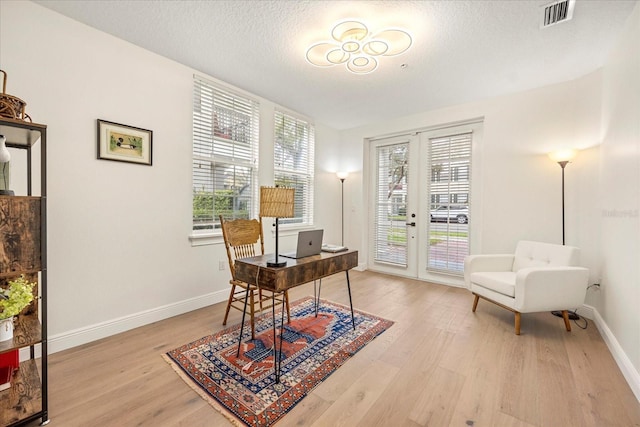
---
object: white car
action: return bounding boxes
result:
[430,205,469,224]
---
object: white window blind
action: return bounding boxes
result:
[373,142,409,266]
[274,111,315,226]
[427,132,471,273]
[192,76,259,232]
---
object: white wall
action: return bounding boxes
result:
[599,1,640,392]
[341,72,603,277]
[0,0,330,351]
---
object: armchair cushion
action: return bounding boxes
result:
[512,240,580,271]
[469,271,516,297]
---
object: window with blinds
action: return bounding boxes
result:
[427,132,471,273]
[274,111,315,226]
[192,76,259,232]
[373,142,409,266]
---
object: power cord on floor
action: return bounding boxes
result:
[551,309,589,330]
[571,308,589,330]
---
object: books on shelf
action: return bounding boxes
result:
[321,244,348,253]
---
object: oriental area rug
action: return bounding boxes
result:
[164,297,393,427]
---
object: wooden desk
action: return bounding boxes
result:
[234,250,358,292]
[234,250,358,382]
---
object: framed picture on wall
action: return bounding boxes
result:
[97,119,153,165]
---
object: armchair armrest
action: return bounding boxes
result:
[464,254,514,289]
[514,266,589,312]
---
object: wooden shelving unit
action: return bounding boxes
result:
[0,118,48,426]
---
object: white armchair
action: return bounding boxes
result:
[464,240,589,335]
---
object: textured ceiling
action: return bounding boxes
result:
[35,0,637,130]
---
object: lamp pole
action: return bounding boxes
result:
[558,160,568,246]
[549,151,580,320]
[340,178,345,246]
[336,172,349,246]
[548,149,576,245]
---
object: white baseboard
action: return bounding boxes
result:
[576,303,595,320]
[586,303,640,402]
[46,289,228,354]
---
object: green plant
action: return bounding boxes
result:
[0,275,36,320]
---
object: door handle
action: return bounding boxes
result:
[406,222,416,227]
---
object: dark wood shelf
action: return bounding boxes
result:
[0,359,42,426]
[0,118,48,426]
[0,314,42,354]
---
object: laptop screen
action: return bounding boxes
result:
[280,229,323,259]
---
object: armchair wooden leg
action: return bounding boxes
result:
[222,284,236,326]
[472,294,480,312]
[562,310,572,331]
[515,312,521,335]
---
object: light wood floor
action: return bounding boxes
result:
[28,271,640,426]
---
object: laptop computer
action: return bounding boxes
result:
[280,229,324,259]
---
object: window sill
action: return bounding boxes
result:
[189,224,315,246]
[265,224,315,237]
[189,231,223,247]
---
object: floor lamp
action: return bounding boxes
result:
[336,172,348,246]
[548,149,577,245]
[260,186,295,268]
[548,149,579,320]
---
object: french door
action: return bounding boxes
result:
[368,123,476,283]
[369,135,419,277]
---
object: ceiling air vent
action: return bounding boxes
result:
[541,0,575,28]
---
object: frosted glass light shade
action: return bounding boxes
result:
[306,20,412,74]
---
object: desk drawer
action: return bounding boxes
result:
[323,251,358,276]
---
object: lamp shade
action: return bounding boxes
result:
[548,149,577,163]
[260,186,295,218]
[336,171,349,180]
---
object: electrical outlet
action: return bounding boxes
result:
[219,260,225,271]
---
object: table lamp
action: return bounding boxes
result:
[260,186,295,267]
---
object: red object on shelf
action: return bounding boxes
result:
[0,349,19,370]
[0,366,12,391]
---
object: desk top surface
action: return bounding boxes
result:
[234,250,358,291]
[236,249,357,269]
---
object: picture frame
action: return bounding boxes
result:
[97,119,153,165]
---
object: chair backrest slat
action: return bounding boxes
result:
[219,215,265,280]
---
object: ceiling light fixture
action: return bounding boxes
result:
[306,20,412,74]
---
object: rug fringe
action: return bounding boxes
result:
[162,354,244,427]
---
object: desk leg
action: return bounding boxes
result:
[271,294,278,382]
[313,279,322,317]
[272,293,287,383]
[346,270,355,330]
[277,293,286,382]
[236,289,251,357]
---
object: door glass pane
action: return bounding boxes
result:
[427,133,471,273]
[374,143,409,266]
